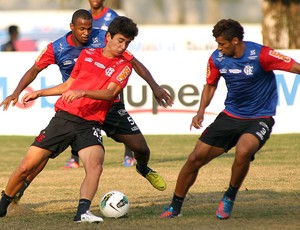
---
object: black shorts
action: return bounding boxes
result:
[102,101,141,139]
[32,110,103,159]
[200,112,275,152]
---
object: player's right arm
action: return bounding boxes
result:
[190,56,219,130]
[0,43,55,111]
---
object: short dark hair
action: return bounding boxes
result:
[212,19,244,41]
[8,25,18,35]
[107,16,138,40]
[71,9,92,24]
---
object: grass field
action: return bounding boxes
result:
[0,134,299,230]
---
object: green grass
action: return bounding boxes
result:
[0,134,299,230]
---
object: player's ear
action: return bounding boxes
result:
[70,23,74,31]
[232,37,239,45]
[105,32,112,41]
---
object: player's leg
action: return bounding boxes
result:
[0,146,51,217]
[6,157,49,204]
[123,144,135,167]
[161,140,224,218]
[216,117,274,219]
[73,145,104,223]
[114,133,167,191]
[216,133,259,220]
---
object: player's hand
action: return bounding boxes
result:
[22,92,39,107]
[190,114,204,130]
[0,94,19,111]
[153,86,173,108]
[62,90,85,103]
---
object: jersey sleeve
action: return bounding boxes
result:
[122,50,134,61]
[259,46,295,72]
[111,62,132,89]
[34,43,55,69]
[206,55,221,85]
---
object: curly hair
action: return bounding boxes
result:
[212,19,244,41]
[108,16,138,40]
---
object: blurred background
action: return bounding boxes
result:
[1,0,299,51]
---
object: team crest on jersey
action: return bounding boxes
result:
[116,66,131,82]
[243,65,254,76]
[105,67,115,77]
[269,50,291,62]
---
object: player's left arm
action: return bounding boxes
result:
[260,46,299,73]
[130,57,173,107]
[63,82,122,103]
[288,61,300,74]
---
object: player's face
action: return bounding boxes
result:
[105,33,133,57]
[215,36,236,57]
[89,0,105,9]
[70,18,93,46]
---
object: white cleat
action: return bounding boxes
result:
[74,210,104,223]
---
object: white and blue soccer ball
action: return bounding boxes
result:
[100,191,129,218]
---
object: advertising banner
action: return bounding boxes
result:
[0,50,299,136]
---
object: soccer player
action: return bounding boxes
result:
[87,0,137,167]
[160,18,300,219]
[0,9,170,204]
[0,15,138,223]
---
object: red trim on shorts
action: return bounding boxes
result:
[222,110,271,119]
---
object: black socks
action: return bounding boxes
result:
[18,179,30,198]
[0,193,13,217]
[225,184,239,201]
[74,199,91,220]
[170,194,185,214]
[136,164,150,177]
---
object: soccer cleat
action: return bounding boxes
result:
[160,206,181,218]
[74,210,104,223]
[123,156,136,167]
[64,158,80,169]
[136,166,166,191]
[216,195,234,219]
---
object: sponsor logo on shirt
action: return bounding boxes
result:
[269,50,291,62]
[229,69,242,74]
[63,60,73,66]
[220,68,227,74]
[36,47,47,62]
[85,57,93,62]
[94,62,105,69]
[116,66,131,82]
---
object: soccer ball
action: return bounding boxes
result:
[99,191,129,218]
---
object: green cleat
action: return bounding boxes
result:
[136,167,166,191]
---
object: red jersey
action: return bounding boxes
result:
[55,48,132,123]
